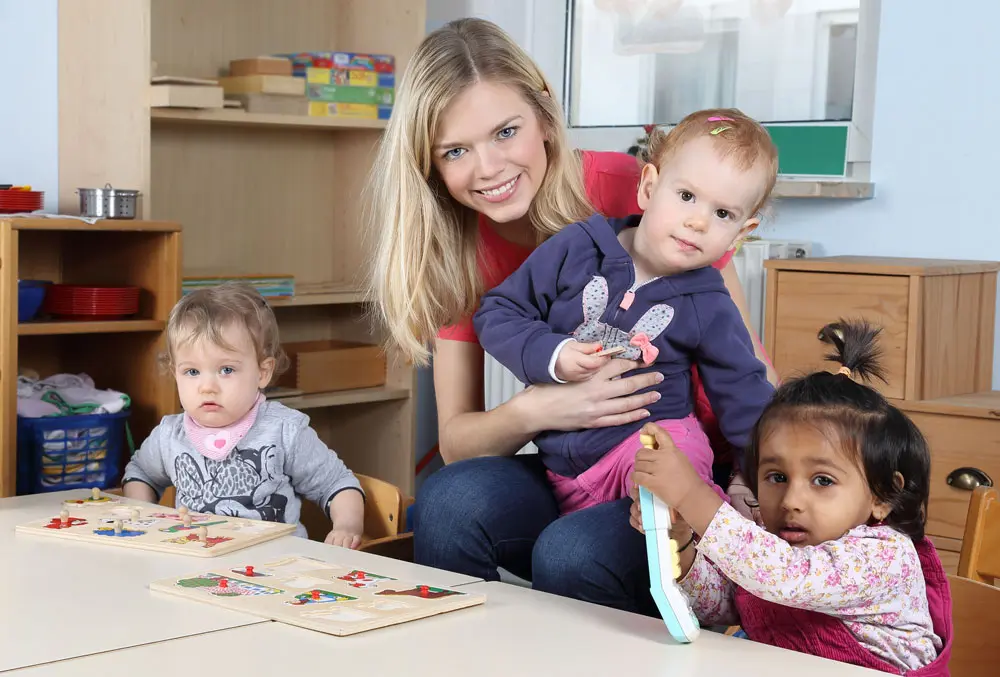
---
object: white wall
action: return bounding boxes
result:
[759,0,1000,387]
[0,0,58,212]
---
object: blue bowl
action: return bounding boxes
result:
[18,280,50,323]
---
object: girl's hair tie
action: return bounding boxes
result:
[837,366,852,377]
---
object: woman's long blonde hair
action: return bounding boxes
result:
[366,18,593,365]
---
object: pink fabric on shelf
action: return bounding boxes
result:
[547,414,728,515]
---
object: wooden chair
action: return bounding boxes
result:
[948,485,1000,677]
[113,474,414,560]
[957,485,1000,584]
[947,573,1000,677]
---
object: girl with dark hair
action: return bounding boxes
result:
[632,319,953,674]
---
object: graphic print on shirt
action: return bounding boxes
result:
[173,445,288,522]
[572,276,674,362]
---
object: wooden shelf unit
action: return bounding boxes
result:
[57,0,425,496]
[1,217,181,498]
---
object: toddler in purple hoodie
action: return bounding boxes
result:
[474,108,777,515]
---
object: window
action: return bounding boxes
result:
[538,0,880,178]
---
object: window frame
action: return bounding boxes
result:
[530,0,881,180]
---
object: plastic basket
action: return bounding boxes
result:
[16,409,130,495]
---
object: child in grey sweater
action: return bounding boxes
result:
[123,283,364,547]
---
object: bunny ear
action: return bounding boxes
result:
[580,276,609,325]
[630,303,675,341]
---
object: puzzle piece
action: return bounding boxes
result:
[175,574,283,597]
[94,526,145,538]
[159,520,228,534]
[163,532,234,548]
[43,516,87,530]
[286,589,356,606]
[337,570,395,589]
[376,585,463,600]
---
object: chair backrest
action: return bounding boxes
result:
[948,574,1000,677]
[357,473,404,541]
[958,485,1000,584]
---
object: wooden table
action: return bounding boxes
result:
[13,581,881,676]
[0,491,480,672]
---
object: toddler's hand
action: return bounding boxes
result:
[628,482,694,541]
[324,528,362,550]
[555,341,610,382]
[632,423,703,511]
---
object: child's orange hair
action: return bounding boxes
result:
[640,108,779,215]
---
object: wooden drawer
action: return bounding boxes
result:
[277,340,385,394]
[765,256,998,401]
[768,271,909,398]
[899,393,1000,542]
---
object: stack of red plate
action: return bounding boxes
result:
[42,285,140,320]
[0,189,44,214]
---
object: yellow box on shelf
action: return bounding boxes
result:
[306,67,389,88]
[308,101,391,121]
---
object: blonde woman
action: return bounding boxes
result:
[369,18,775,614]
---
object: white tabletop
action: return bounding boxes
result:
[0,490,479,672]
[14,581,881,676]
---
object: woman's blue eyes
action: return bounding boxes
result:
[441,126,519,161]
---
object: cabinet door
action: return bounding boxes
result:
[770,271,910,399]
[908,410,1000,541]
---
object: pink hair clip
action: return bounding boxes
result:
[707,116,734,122]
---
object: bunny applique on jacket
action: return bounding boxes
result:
[473,213,774,478]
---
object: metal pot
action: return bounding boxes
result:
[77,183,141,219]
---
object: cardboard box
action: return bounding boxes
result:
[232,93,308,115]
[276,340,386,394]
[150,84,224,109]
[306,84,394,106]
[217,75,305,96]
[308,102,392,120]
[307,67,394,89]
[229,57,293,77]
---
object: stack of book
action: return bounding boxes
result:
[182,273,295,299]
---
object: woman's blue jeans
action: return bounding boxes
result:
[413,454,657,616]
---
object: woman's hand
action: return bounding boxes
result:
[512,357,663,433]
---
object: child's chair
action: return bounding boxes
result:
[950,485,1000,677]
[957,485,1000,584]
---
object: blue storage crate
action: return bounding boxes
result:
[17,410,130,495]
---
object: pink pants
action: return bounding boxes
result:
[547,414,729,515]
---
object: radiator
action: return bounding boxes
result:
[482,239,811,446]
[731,239,812,342]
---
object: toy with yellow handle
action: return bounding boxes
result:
[638,432,700,643]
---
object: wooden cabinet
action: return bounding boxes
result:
[1,218,181,497]
[895,393,1000,569]
[764,256,1000,573]
[55,0,426,496]
[764,257,998,401]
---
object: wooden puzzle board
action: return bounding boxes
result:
[150,555,487,636]
[15,492,296,557]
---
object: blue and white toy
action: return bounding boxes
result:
[638,432,701,644]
